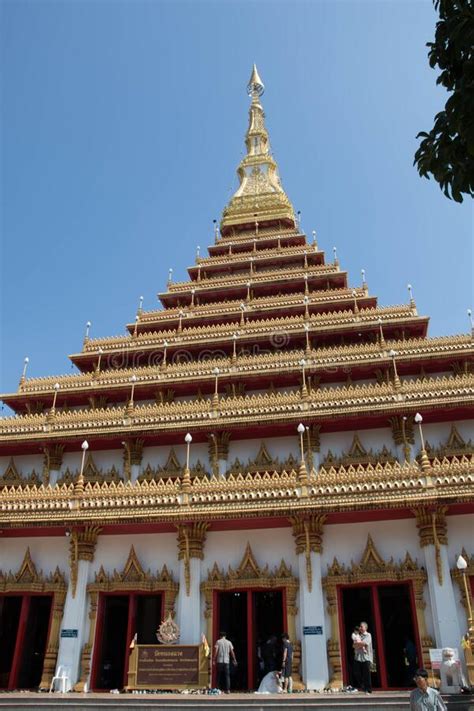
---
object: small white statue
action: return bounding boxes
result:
[440,647,462,694]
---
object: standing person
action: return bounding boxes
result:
[281,633,293,693]
[353,621,373,694]
[410,669,447,710]
[214,631,237,694]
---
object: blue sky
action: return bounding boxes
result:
[1,0,472,401]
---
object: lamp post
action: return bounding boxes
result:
[168,268,173,285]
[133,315,139,338]
[304,273,309,295]
[401,415,410,463]
[297,423,309,490]
[178,310,185,333]
[414,412,431,474]
[246,281,252,302]
[20,356,29,385]
[361,269,366,288]
[196,245,201,260]
[300,359,308,398]
[94,347,104,377]
[138,295,144,315]
[213,219,219,241]
[232,333,238,363]
[378,318,386,349]
[162,341,169,369]
[249,257,254,276]
[70,440,88,510]
[303,295,310,321]
[180,433,193,504]
[126,375,137,414]
[84,321,91,342]
[190,288,196,308]
[303,250,308,269]
[240,303,246,326]
[312,230,317,248]
[333,246,338,265]
[212,367,220,408]
[468,309,473,336]
[456,554,474,683]
[352,290,359,316]
[304,323,311,355]
[50,383,60,415]
[389,349,401,390]
[407,283,415,307]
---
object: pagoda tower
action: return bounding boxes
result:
[0,66,473,694]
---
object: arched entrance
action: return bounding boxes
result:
[323,535,431,689]
[201,543,300,690]
[75,547,178,691]
[0,548,67,689]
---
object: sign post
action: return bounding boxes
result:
[126,645,209,690]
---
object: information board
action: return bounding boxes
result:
[127,645,205,689]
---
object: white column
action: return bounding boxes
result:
[130,464,140,483]
[423,544,462,650]
[297,551,330,690]
[54,558,91,690]
[49,468,61,486]
[177,558,202,644]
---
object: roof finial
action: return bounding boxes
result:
[247,64,265,98]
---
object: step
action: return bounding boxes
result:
[0,693,472,711]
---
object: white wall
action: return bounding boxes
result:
[0,535,69,576]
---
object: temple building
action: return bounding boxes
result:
[0,65,473,694]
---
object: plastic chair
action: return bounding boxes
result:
[49,665,71,693]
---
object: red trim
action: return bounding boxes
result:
[408,581,423,674]
[246,591,254,689]
[211,590,219,688]
[91,592,107,690]
[123,595,136,687]
[371,584,388,688]
[8,595,30,689]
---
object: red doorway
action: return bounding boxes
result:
[0,594,53,689]
[91,592,164,690]
[338,581,422,690]
[213,588,285,690]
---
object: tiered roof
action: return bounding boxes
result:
[1,66,473,462]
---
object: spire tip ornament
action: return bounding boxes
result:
[220,67,295,235]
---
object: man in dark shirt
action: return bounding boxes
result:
[281,633,293,693]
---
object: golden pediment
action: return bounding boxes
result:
[226,442,298,475]
[0,548,66,593]
[424,424,473,460]
[57,454,123,485]
[0,459,42,488]
[203,543,297,590]
[321,435,396,468]
[323,535,426,587]
[91,546,177,594]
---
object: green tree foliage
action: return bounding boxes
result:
[414,0,474,202]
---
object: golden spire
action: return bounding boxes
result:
[220,65,296,235]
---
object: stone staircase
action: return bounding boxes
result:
[0,693,473,711]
